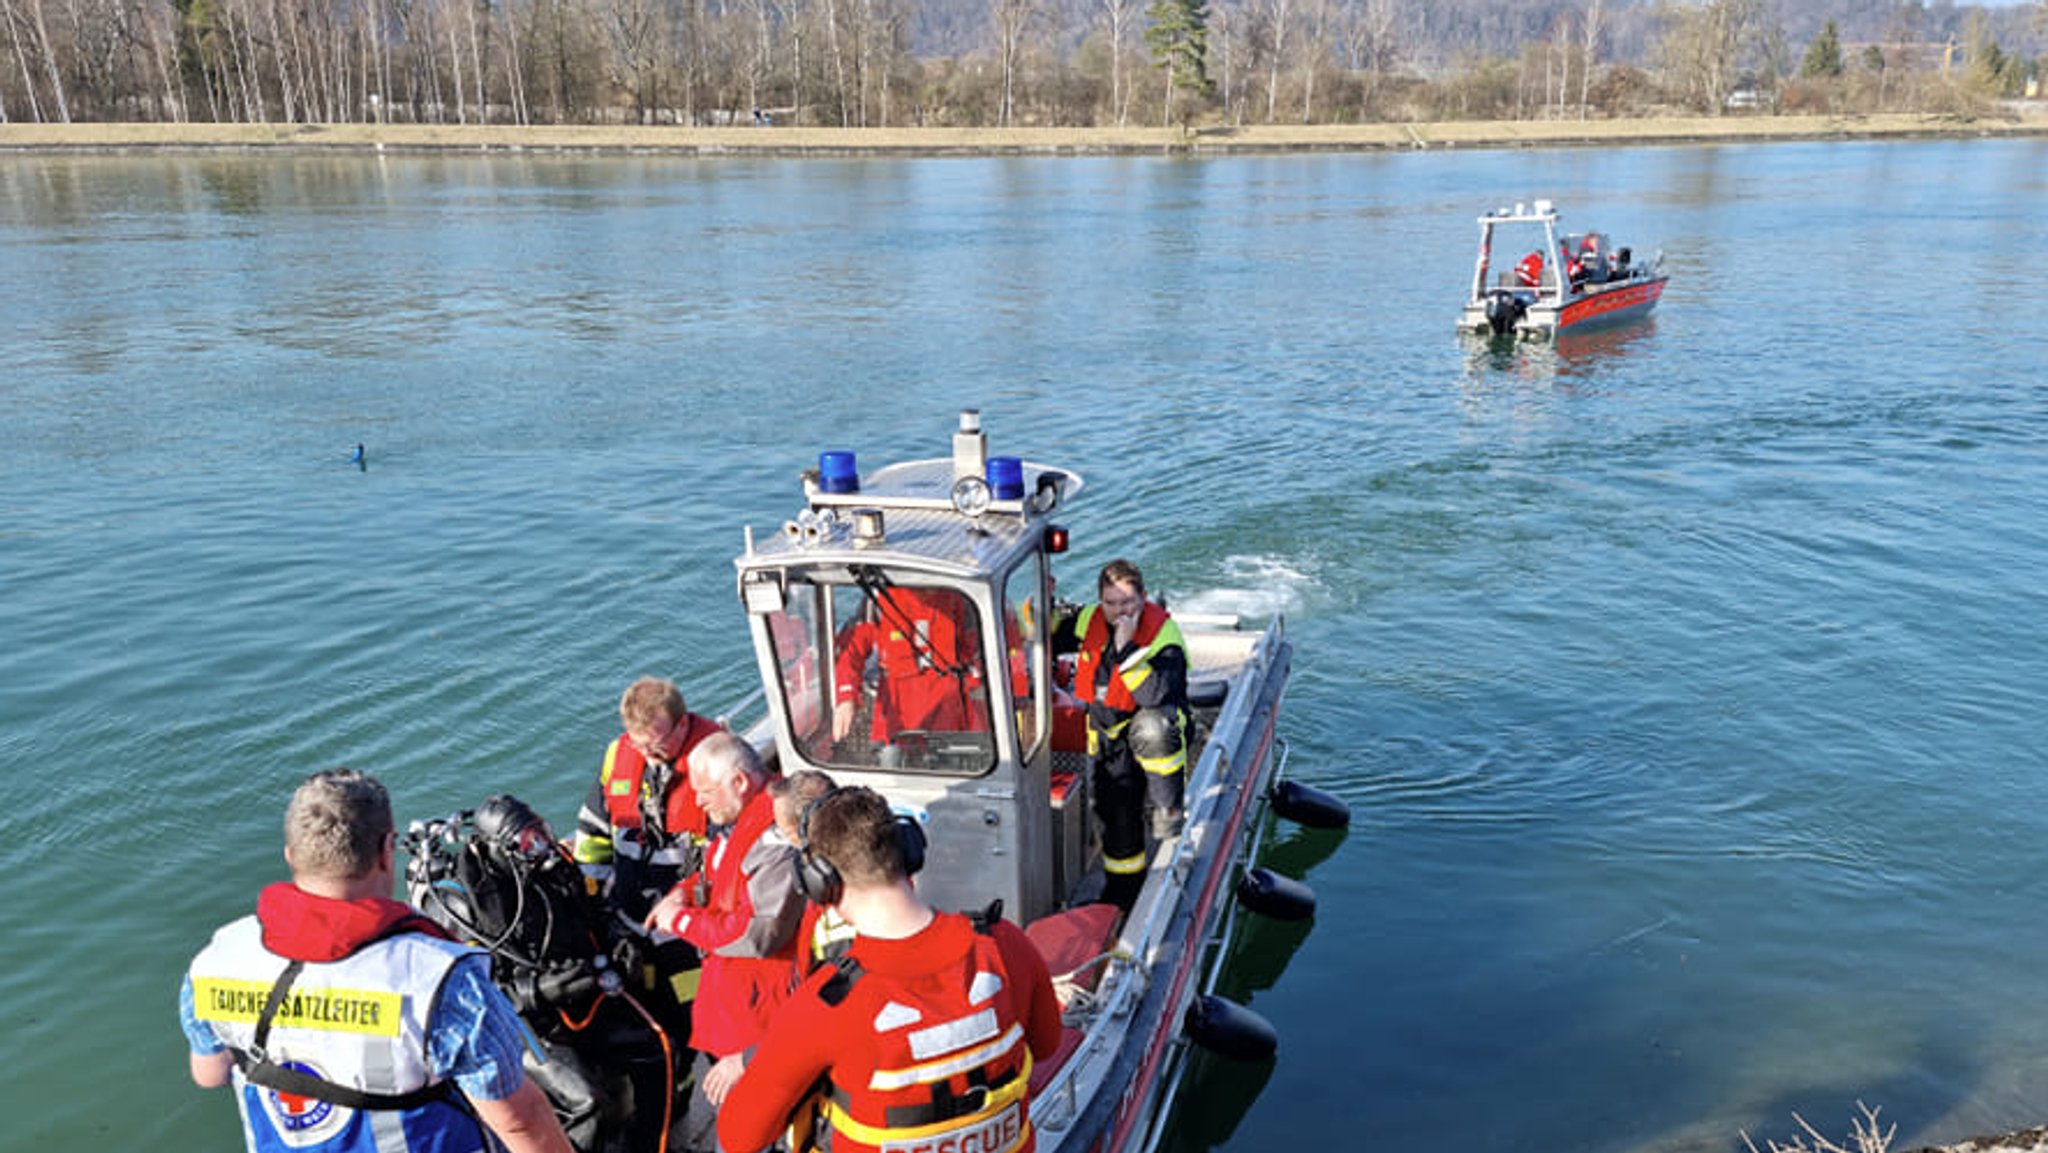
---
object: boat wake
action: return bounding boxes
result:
[1173,554,1323,621]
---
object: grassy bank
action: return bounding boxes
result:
[3,110,2047,155]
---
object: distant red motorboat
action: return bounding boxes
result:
[1460,199,1668,338]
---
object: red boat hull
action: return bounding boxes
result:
[1557,275,1667,331]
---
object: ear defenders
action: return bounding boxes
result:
[796,788,928,907]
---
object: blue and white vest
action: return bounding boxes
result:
[188,917,488,1153]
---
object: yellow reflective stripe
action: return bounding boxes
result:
[825,1053,1032,1144]
[869,1024,1022,1091]
[1137,748,1186,775]
[1120,664,1152,693]
[1103,852,1147,875]
[572,833,614,864]
[192,978,404,1037]
[601,739,629,795]
[667,967,700,1004]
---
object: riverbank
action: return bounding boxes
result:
[3,109,2047,155]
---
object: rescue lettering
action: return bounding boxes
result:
[193,978,403,1037]
[879,1101,1024,1153]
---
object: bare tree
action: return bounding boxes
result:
[1339,0,1397,109]
[1095,0,1139,123]
[1548,10,1570,117]
[990,0,1034,124]
[1578,0,1604,117]
[11,0,72,120]
[1658,0,1765,113]
[1253,0,1284,121]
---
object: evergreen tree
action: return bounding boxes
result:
[1802,20,1843,79]
[1145,0,1211,126]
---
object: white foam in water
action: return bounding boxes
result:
[1170,554,1319,620]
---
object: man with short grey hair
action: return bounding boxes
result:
[646,733,803,1153]
[180,768,573,1153]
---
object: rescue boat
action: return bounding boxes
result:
[720,410,1350,1153]
[1460,199,1668,339]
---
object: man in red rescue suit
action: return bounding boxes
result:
[716,786,1062,1153]
[1051,558,1192,910]
[831,584,987,752]
[179,768,574,1153]
[572,676,721,1050]
[646,732,805,1153]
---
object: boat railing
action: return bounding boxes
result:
[1133,734,1294,1153]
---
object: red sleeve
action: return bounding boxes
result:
[994,921,1063,1063]
[717,971,841,1153]
[833,622,876,703]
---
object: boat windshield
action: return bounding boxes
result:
[762,571,1001,776]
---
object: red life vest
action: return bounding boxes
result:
[815,917,1034,1153]
[599,713,716,839]
[1072,600,1179,714]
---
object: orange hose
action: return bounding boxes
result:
[551,986,677,1153]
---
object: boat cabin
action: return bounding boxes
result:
[733,411,1085,924]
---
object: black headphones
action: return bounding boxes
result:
[795,788,928,907]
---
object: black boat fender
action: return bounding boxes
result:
[1236,866,1317,922]
[1184,994,1279,1062]
[1269,779,1351,830]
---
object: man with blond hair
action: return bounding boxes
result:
[572,675,724,1053]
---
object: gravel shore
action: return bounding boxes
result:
[2,111,2046,155]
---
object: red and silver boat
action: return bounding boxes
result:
[404,411,1350,1153]
[1460,199,1668,338]
[728,411,1350,1153]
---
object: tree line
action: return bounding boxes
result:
[1,0,2041,128]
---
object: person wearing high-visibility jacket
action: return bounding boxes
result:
[831,585,987,749]
[715,786,1062,1153]
[179,769,574,1153]
[570,676,722,1062]
[1051,558,1191,911]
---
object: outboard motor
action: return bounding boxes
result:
[1484,289,1527,336]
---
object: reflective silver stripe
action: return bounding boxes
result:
[967,970,1004,1005]
[869,1022,1024,1091]
[908,1007,999,1062]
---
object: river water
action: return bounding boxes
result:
[4,138,2046,1153]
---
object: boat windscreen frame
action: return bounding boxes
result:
[749,564,1027,779]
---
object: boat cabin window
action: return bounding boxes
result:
[763,573,998,776]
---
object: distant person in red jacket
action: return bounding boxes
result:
[831,585,987,749]
[717,787,1063,1153]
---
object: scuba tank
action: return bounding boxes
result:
[403,796,677,1153]
[403,795,629,1025]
